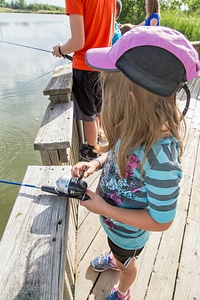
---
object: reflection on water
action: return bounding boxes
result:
[0,13,70,238]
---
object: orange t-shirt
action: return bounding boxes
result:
[66,0,115,70]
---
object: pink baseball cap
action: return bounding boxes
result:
[86,26,200,97]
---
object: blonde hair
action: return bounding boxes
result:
[146,0,160,19]
[98,71,186,178]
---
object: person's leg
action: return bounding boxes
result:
[104,239,144,299]
[115,257,137,294]
[84,118,98,147]
[105,258,136,299]
[72,69,102,160]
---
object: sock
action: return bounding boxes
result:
[117,286,128,297]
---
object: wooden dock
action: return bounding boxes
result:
[0,59,199,299]
[75,77,200,300]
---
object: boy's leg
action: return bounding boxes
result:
[84,118,98,147]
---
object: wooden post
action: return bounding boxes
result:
[43,64,72,104]
[34,101,80,165]
[191,41,200,57]
[0,165,78,300]
[34,64,84,166]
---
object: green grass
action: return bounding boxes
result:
[161,10,200,41]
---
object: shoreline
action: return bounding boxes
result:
[0,7,65,14]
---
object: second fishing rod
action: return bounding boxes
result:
[0,40,72,61]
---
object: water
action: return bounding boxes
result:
[0,13,71,238]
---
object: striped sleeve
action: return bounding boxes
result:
[144,144,182,223]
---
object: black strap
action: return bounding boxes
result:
[181,84,190,116]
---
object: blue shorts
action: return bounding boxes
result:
[72,69,102,121]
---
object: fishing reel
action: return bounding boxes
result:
[41,175,89,201]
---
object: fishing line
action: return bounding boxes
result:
[0,40,72,61]
[21,69,55,86]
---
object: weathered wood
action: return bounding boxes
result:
[0,166,77,300]
[174,219,200,299]
[36,64,83,166]
[43,63,86,146]
[43,64,72,103]
[34,101,80,166]
[34,102,73,151]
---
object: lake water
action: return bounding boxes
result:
[0,13,71,238]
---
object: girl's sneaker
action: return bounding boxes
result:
[90,252,119,272]
[106,285,131,300]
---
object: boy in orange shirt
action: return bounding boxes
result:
[53,0,116,161]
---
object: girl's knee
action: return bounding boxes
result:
[116,257,137,272]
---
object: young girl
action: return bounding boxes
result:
[72,27,200,300]
[137,0,160,26]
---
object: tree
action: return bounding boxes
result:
[0,0,6,7]
[18,0,26,9]
[185,0,200,13]
[119,0,146,24]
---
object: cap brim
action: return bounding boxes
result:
[86,47,117,71]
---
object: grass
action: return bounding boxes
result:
[161,10,200,41]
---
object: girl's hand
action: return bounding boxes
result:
[80,189,108,215]
[71,160,100,178]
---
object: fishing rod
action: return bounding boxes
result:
[0,169,89,201]
[0,40,72,61]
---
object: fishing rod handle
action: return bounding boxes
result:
[63,54,72,61]
[58,45,72,61]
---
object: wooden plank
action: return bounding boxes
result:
[144,216,186,299]
[144,114,199,299]
[76,213,101,264]
[78,170,102,227]
[129,231,162,299]
[34,101,73,151]
[43,64,72,98]
[76,170,103,264]
[191,96,200,130]
[0,166,75,300]
[75,227,113,300]
[173,219,200,300]
[187,131,200,221]
[40,149,61,166]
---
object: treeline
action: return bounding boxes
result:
[0,0,65,12]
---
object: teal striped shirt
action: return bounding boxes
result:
[97,136,182,250]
